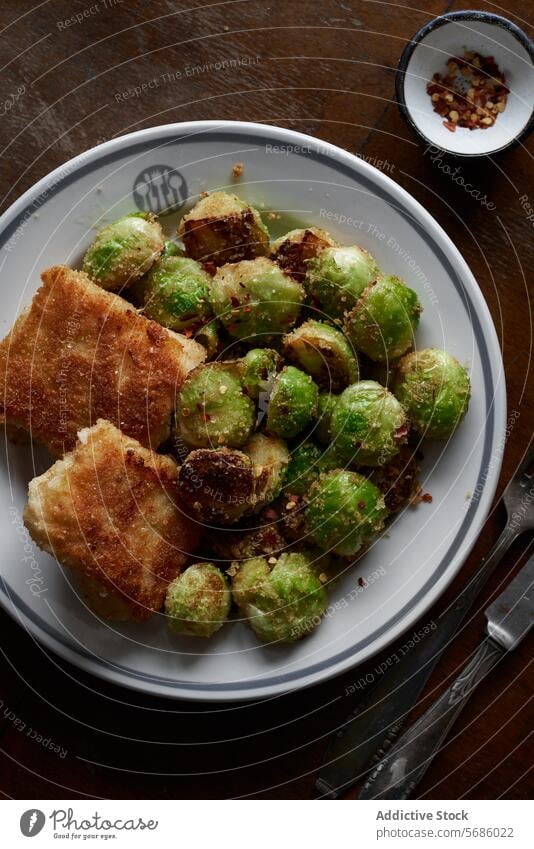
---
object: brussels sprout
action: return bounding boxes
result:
[330,380,408,467]
[208,522,287,563]
[344,275,422,362]
[161,240,183,258]
[195,320,220,359]
[283,319,359,392]
[371,445,421,514]
[210,257,304,345]
[165,562,231,637]
[240,348,282,399]
[176,362,255,449]
[270,227,336,280]
[314,392,338,444]
[177,448,256,524]
[266,366,319,439]
[83,212,164,291]
[244,432,289,507]
[142,256,212,332]
[284,441,323,496]
[305,245,380,321]
[394,348,471,439]
[232,552,328,643]
[178,191,269,265]
[304,470,387,556]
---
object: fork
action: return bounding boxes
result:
[316,449,534,798]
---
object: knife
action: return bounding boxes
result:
[359,551,534,798]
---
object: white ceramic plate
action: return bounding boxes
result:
[0,121,505,701]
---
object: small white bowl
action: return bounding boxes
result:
[396,10,534,156]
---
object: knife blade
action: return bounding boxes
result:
[359,552,534,799]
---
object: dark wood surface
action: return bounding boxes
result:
[0,0,532,800]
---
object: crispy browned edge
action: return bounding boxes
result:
[23,419,201,620]
[0,265,205,456]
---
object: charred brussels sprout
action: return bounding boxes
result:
[304,470,387,557]
[210,257,304,345]
[232,552,328,643]
[177,448,256,524]
[266,366,319,439]
[305,245,380,321]
[165,563,231,637]
[240,348,282,399]
[178,191,269,265]
[83,212,164,291]
[142,256,212,332]
[344,275,422,362]
[270,227,336,280]
[283,319,359,392]
[176,362,255,449]
[330,380,408,467]
[314,392,338,445]
[394,348,471,439]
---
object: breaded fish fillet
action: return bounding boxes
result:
[0,265,205,456]
[24,419,200,621]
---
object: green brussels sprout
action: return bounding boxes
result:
[344,275,422,362]
[178,448,256,524]
[165,562,231,637]
[195,320,220,359]
[304,470,387,557]
[284,441,323,496]
[141,256,212,332]
[283,319,359,392]
[305,245,380,321]
[232,552,328,643]
[270,227,337,280]
[266,365,319,439]
[161,240,183,258]
[240,348,282,399]
[330,380,408,467]
[394,348,471,439]
[210,257,304,345]
[176,362,255,448]
[83,212,164,291]
[178,191,269,265]
[314,392,338,444]
[244,432,289,507]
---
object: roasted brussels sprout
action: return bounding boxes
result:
[83,212,164,291]
[314,392,338,444]
[266,366,319,439]
[304,470,387,556]
[176,362,255,449]
[165,562,231,637]
[283,319,359,392]
[284,441,323,496]
[305,245,380,321]
[371,444,421,514]
[240,348,282,399]
[270,227,336,280]
[330,380,408,467]
[344,275,422,362]
[178,191,269,265]
[195,320,220,359]
[178,447,256,524]
[210,257,304,345]
[232,552,328,642]
[208,522,287,563]
[142,256,212,332]
[394,348,471,439]
[244,432,289,507]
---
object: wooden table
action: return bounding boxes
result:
[0,0,532,800]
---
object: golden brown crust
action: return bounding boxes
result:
[23,419,200,620]
[0,266,205,456]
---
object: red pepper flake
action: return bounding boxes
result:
[230,296,240,307]
[183,328,193,338]
[357,500,366,510]
[422,492,433,503]
[242,305,252,313]
[202,413,211,422]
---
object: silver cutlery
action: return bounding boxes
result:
[359,549,533,798]
[316,449,534,798]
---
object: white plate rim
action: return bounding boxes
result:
[0,120,506,701]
